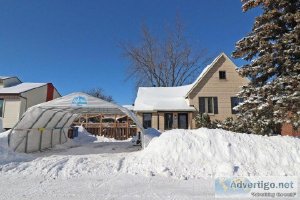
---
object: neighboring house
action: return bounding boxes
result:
[0,76,61,129]
[133,53,249,132]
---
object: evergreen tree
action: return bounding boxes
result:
[232,0,300,135]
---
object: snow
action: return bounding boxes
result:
[125,128,300,179]
[0,76,12,80]
[0,118,3,132]
[0,130,33,165]
[0,83,47,94]
[133,84,195,111]
[0,127,300,199]
[143,128,161,147]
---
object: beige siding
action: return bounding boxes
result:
[53,88,61,99]
[21,85,48,109]
[158,113,164,131]
[188,55,249,123]
[136,112,158,130]
[19,97,27,118]
[137,111,192,132]
[2,99,21,128]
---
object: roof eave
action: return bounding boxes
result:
[185,52,233,98]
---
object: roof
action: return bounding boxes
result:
[0,76,13,80]
[0,83,47,94]
[133,84,196,112]
[133,52,233,112]
[185,52,231,97]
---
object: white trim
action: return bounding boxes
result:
[185,52,235,98]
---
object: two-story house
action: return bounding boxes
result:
[133,53,249,131]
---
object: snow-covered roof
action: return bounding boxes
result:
[0,76,13,80]
[0,83,47,94]
[133,53,233,112]
[134,84,196,112]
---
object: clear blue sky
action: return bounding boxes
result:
[0,0,260,105]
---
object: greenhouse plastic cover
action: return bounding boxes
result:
[8,92,144,153]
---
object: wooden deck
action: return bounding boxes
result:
[73,122,137,140]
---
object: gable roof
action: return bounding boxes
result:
[133,52,236,112]
[133,84,196,112]
[0,83,47,94]
[185,52,235,97]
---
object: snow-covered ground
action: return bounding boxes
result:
[0,127,300,199]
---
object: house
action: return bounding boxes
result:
[133,53,249,131]
[0,76,61,129]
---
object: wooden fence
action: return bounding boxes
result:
[73,122,137,140]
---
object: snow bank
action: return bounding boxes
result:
[0,130,32,165]
[0,118,3,132]
[143,128,161,147]
[72,126,97,144]
[125,128,300,179]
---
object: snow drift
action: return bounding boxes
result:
[0,130,32,165]
[124,128,300,179]
[143,128,161,147]
[0,128,299,180]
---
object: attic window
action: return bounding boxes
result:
[219,71,226,79]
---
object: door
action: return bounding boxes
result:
[164,113,173,130]
[178,113,188,129]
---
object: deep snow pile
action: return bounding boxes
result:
[143,128,161,147]
[131,128,161,147]
[1,127,300,181]
[124,128,300,179]
[72,126,97,144]
[0,130,32,165]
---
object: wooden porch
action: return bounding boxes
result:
[72,114,137,140]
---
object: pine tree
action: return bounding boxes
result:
[232,0,300,135]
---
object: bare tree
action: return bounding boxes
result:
[122,19,211,88]
[84,88,114,102]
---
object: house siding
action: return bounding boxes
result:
[137,111,192,132]
[21,85,48,108]
[2,99,21,128]
[188,55,249,124]
[1,84,61,129]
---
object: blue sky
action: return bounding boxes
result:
[0,0,260,105]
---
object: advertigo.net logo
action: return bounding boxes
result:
[215,176,298,198]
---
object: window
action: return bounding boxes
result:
[219,71,226,79]
[178,113,188,129]
[142,113,152,129]
[199,97,218,114]
[231,97,243,114]
[207,97,213,113]
[0,99,4,117]
[164,113,173,130]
